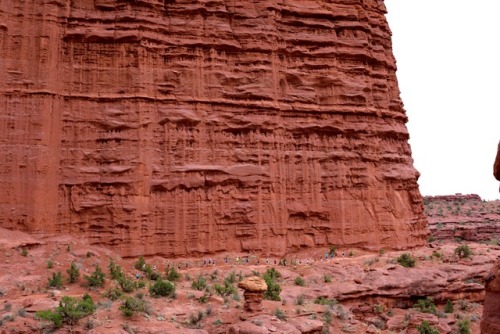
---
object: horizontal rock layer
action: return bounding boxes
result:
[0,0,426,257]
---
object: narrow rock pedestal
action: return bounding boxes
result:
[237,276,267,313]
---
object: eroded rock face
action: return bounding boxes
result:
[481,260,500,334]
[495,141,500,181]
[481,143,500,334]
[0,0,427,257]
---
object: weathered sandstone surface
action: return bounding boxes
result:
[424,194,500,243]
[0,0,426,257]
[481,143,500,334]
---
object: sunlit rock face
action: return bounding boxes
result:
[0,0,427,257]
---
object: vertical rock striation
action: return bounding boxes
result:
[481,142,500,334]
[0,0,427,257]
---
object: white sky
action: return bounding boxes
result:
[385,0,500,200]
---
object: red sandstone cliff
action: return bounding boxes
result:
[0,0,427,257]
[495,141,500,181]
[481,144,500,334]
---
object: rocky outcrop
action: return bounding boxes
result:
[0,0,427,257]
[494,141,500,180]
[424,195,500,243]
[481,260,500,334]
[238,276,267,313]
[481,142,500,334]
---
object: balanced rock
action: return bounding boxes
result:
[238,276,267,313]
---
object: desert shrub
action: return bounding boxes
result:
[149,279,176,298]
[457,318,471,334]
[119,296,147,317]
[444,299,454,313]
[323,274,332,283]
[455,244,472,258]
[66,262,80,283]
[17,308,27,317]
[186,310,204,328]
[294,276,306,287]
[103,288,123,301]
[84,265,106,288]
[143,264,161,281]
[397,253,416,268]
[432,251,442,259]
[295,294,305,306]
[274,308,287,321]
[324,307,333,325]
[48,271,64,289]
[198,290,211,304]
[263,268,282,301]
[108,259,124,280]
[165,267,181,282]
[416,320,439,334]
[20,248,28,257]
[46,259,54,269]
[37,294,95,328]
[191,275,207,291]
[373,304,385,314]
[225,271,237,284]
[414,297,437,314]
[314,296,337,306]
[458,299,472,311]
[118,276,136,293]
[213,281,236,300]
[134,256,146,271]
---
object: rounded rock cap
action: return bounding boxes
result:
[237,276,267,292]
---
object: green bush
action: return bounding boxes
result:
[119,296,146,317]
[273,308,287,321]
[66,262,80,283]
[457,318,471,334]
[313,296,337,306]
[149,279,176,298]
[397,253,416,268]
[165,267,181,282]
[414,297,437,314]
[134,256,146,271]
[263,268,282,301]
[455,244,472,258]
[84,265,106,288]
[295,294,305,306]
[48,271,64,289]
[294,276,306,287]
[444,299,454,313]
[20,248,28,257]
[191,275,207,291]
[213,281,236,299]
[103,288,123,301]
[323,274,331,283]
[46,259,54,269]
[37,294,95,328]
[416,320,439,334]
[118,276,137,293]
[108,259,124,280]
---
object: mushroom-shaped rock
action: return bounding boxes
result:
[238,276,267,313]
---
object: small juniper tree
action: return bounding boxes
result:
[48,271,64,289]
[84,265,105,288]
[66,262,80,283]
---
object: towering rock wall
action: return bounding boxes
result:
[0,0,427,257]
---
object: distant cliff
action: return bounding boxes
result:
[0,0,427,257]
